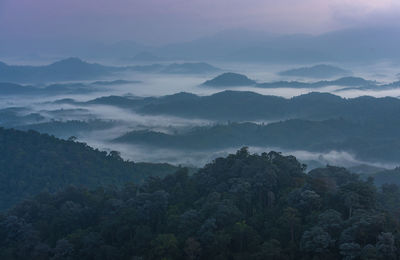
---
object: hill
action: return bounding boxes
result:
[228,27,400,62]
[0,107,44,127]
[1,148,400,259]
[16,120,117,139]
[130,51,165,62]
[201,74,378,89]
[77,91,400,122]
[0,127,180,210]
[278,64,351,78]
[161,62,220,74]
[0,58,122,83]
[203,73,256,87]
[258,76,376,89]
[113,119,400,164]
[0,80,140,96]
[128,62,221,74]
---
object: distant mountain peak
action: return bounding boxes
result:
[279,64,351,79]
[49,57,88,66]
[203,72,256,87]
[131,52,164,61]
[162,62,220,74]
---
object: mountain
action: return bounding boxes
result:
[90,80,140,86]
[228,27,400,62]
[161,62,220,74]
[278,64,351,79]
[16,120,117,139]
[258,76,376,89]
[0,107,45,127]
[80,91,400,122]
[127,62,221,74]
[203,73,256,87]
[0,58,122,83]
[3,27,400,63]
[1,148,399,259]
[154,28,277,60]
[0,127,180,210]
[139,27,400,62]
[348,164,387,175]
[83,40,151,59]
[113,119,400,164]
[130,51,166,62]
[0,82,37,95]
[201,73,377,89]
[0,79,140,96]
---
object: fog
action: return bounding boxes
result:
[74,138,395,171]
[2,58,400,170]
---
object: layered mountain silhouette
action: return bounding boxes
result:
[203,72,256,87]
[278,64,351,78]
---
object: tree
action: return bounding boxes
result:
[300,227,334,256]
[149,234,179,260]
[339,242,361,260]
[360,244,378,260]
[278,207,301,242]
[376,232,396,260]
[317,209,343,238]
[256,239,282,260]
[184,237,202,260]
[51,239,74,260]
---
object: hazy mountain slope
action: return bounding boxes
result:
[0,80,140,96]
[0,58,120,83]
[113,119,400,164]
[203,72,256,87]
[278,64,351,78]
[0,58,219,84]
[0,127,180,210]
[80,91,400,122]
[228,27,400,62]
[202,73,378,89]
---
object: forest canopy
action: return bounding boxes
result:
[1,147,400,259]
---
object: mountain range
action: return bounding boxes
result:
[203,73,387,90]
[278,64,352,79]
[63,91,400,122]
[0,58,221,83]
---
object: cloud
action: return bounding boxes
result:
[1,0,399,46]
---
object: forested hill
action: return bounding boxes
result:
[0,127,179,210]
[1,148,400,259]
[73,91,400,122]
[113,119,400,164]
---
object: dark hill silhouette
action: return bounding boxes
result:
[0,58,119,83]
[74,90,400,122]
[278,64,351,78]
[203,72,256,87]
[0,127,180,210]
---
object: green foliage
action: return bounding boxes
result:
[0,127,180,211]
[1,148,400,259]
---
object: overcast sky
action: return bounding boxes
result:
[0,0,399,46]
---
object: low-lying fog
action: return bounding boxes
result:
[2,59,400,170]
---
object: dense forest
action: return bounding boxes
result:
[0,127,179,210]
[1,147,400,259]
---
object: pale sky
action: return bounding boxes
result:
[0,0,399,45]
